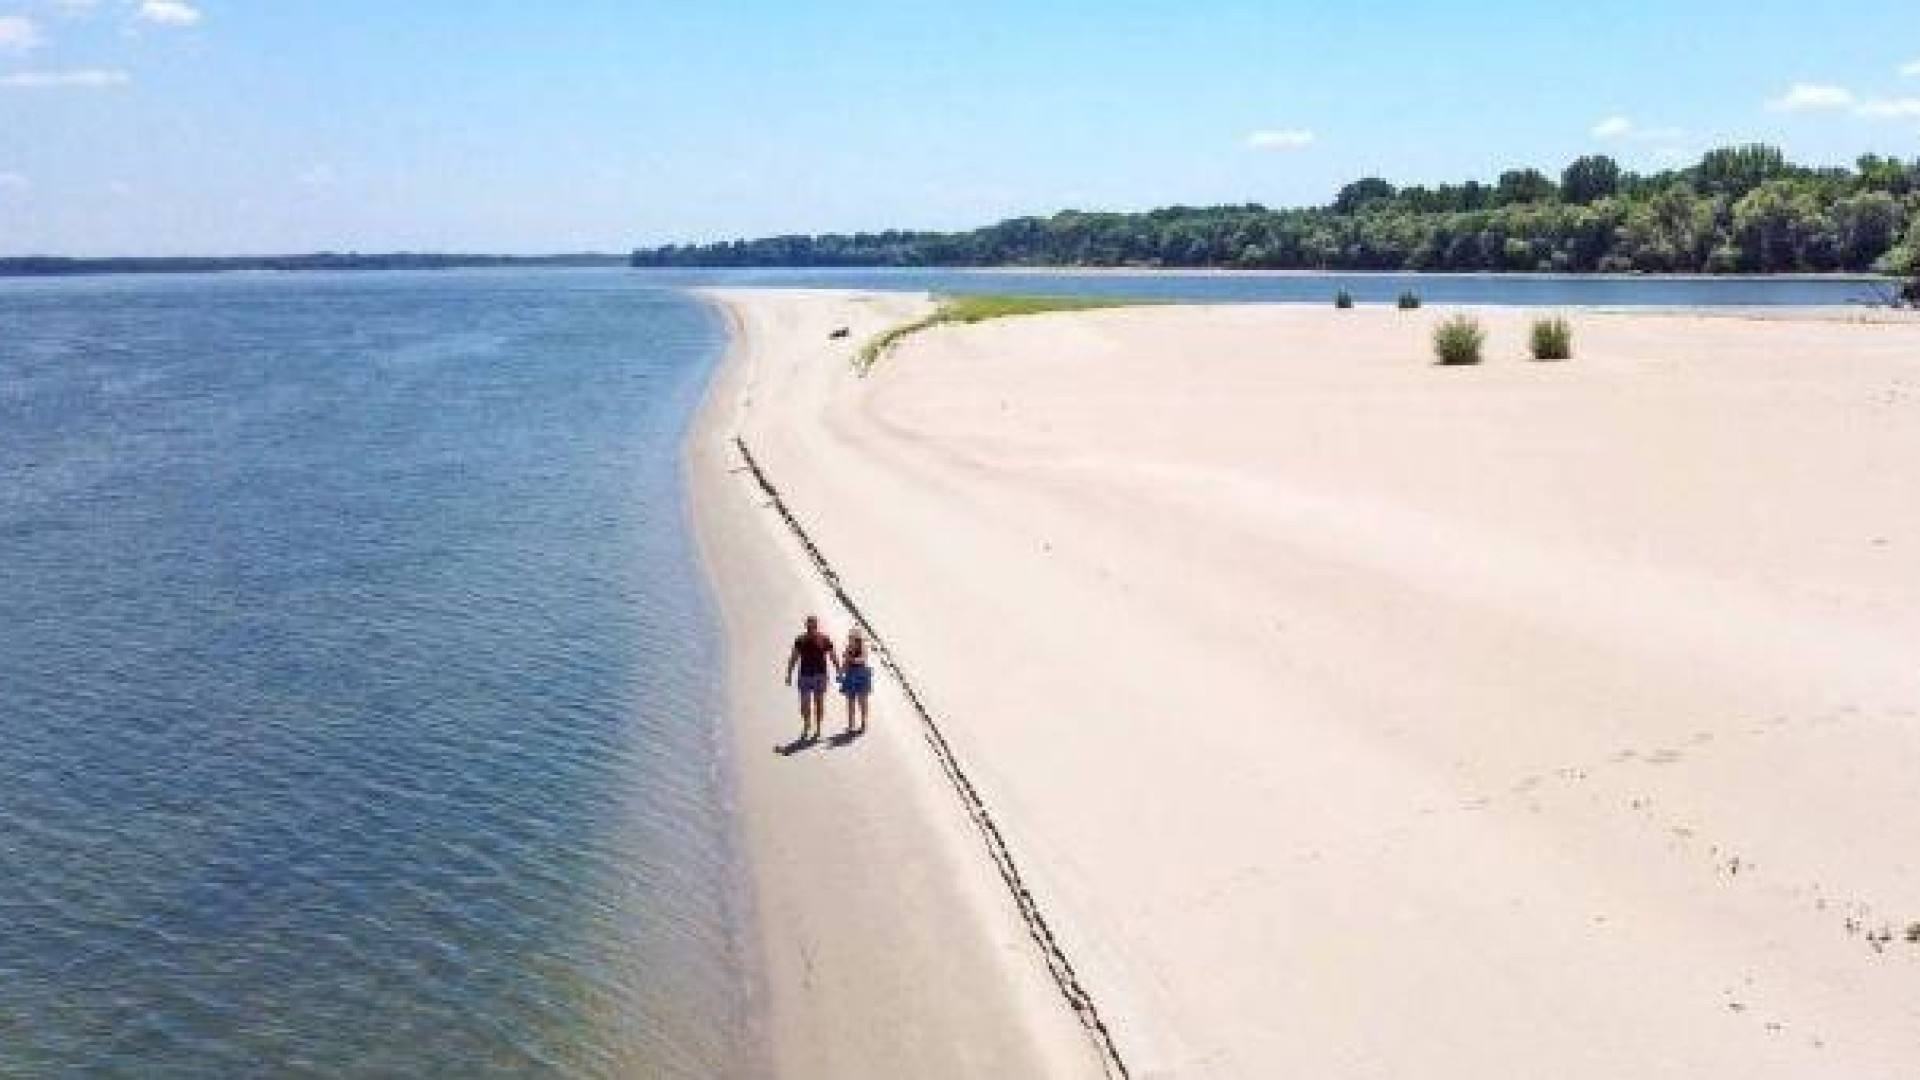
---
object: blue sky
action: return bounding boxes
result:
[1,0,1917,255]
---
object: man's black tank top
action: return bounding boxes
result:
[795,633,831,676]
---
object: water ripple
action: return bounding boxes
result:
[0,270,749,1077]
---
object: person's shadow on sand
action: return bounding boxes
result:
[774,731,863,755]
[773,735,817,756]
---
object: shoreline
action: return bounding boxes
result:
[684,289,1107,1078]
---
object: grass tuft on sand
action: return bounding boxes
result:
[856,294,1134,373]
[1433,314,1487,365]
[1530,316,1574,361]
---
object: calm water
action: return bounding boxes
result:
[0,263,1881,1075]
[0,270,752,1076]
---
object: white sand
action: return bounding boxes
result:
[688,291,1105,1079]
[693,290,1920,1078]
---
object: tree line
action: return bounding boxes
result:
[632,146,1920,277]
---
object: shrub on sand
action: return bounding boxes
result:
[1334,289,1354,309]
[1529,316,1573,360]
[1432,315,1486,365]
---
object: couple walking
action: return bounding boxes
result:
[784,614,872,745]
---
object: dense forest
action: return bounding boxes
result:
[632,146,1920,278]
[0,252,624,277]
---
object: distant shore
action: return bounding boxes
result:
[0,253,625,277]
[692,289,1920,1077]
[1,257,1896,284]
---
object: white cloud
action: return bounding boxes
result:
[1856,96,1920,118]
[0,171,27,189]
[136,0,200,26]
[1244,128,1316,151]
[0,14,43,52]
[0,68,130,88]
[1902,58,1920,77]
[1590,116,1684,143]
[1767,83,1855,111]
[1764,80,1920,121]
[298,164,336,188]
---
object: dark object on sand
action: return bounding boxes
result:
[1862,275,1920,308]
[829,326,851,339]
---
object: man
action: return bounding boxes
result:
[784,614,840,745]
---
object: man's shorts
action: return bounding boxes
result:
[796,673,829,695]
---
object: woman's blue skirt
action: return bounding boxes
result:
[839,665,873,696]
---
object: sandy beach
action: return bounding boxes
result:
[687,291,1107,1078]
[690,290,1920,1078]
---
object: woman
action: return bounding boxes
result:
[837,627,873,737]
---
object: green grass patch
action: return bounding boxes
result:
[855,293,1136,373]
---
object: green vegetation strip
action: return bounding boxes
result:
[855,294,1135,373]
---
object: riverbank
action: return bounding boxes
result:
[686,290,1106,1078]
[691,290,1920,1077]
